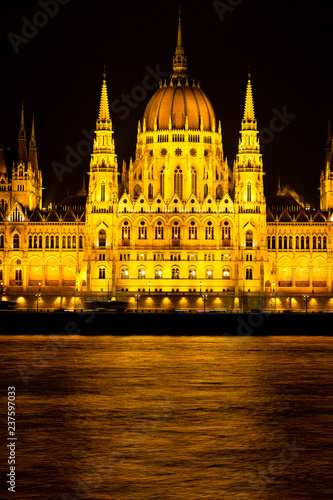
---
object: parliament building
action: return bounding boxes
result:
[1,15,333,312]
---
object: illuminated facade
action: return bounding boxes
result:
[1,15,333,310]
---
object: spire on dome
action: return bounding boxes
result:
[17,100,27,163]
[172,5,187,75]
[97,70,112,130]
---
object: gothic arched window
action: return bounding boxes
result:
[174,166,183,199]
[247,181,252,202]
[99,229,106,247]
[101,181,106,202]
[245,230,253,247]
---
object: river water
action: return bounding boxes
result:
[0,335,332,500]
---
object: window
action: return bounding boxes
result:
[318,236,322,250]
[50,235,54,249]
[191,168,197,196]
[0,234,4,248]
[301,236,304,249]
[246,181,251,202]
[174,166,183,199]
[306,236,310,250]
[28,235,32,248]
[172,267,179,279]
[101,181,105,201]
[172,222,180,240]
[79,235,83,248]
[120,267,129,279]
[245,230,253,248]
[188,221,197,240]
[154,221,164,239]
[160,168,165,198]
[121,222,130,241]
[296,236,299,249]
[155,267,163,279]
[246,268,253,280]
[138,267,146,279]
[267,235,271,249]
[99,267,106,279]
[222,221,231,240]
[279,236,282,249]
[45,235,49,249]
[206,267,213,279]
[56,235,60,248]
[271,236,276,249]
[323,236,327,249]
[67,235,71,249]
[148,183,153,199]
[205,221,214,240]
[189,267,196,279]
[15,269,22,283]
[13,234,20,249]
[289,236,293,249]
[313,236,316,250]
[138,221,147,239]
[99,229,106,247]
[222,267,231,279]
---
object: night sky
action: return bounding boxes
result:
[0,0,332,208]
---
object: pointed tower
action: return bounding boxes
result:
[28,114,38,174]
[320,117,333,211]
[87,70,118,206]
[234,70,264,206]
[85,71,119,294]
[234,70,267,281]
[0,147,8,178]
[17,100,27,163]
[11,103,43,210]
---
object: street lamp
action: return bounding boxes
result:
[149,281,151,295]
[135,293,141,313]
[303,294,310,313]
[200,281,202,293]
[202,293,208,313]
[36,282,41,312]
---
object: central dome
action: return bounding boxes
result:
[143,79,216,132]
[142,10,216,133]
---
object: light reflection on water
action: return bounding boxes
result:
[0,335,333,500]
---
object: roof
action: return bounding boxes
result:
[143,78,216,132]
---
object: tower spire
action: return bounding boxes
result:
[29,114,38,173]
[243,69,256,125]
[172,5,187,75]
[17,99,27,163]
[97,70,111,129]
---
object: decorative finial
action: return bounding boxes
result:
[248,64,251,80]
[103,65,106,80]
[172,4,187,75]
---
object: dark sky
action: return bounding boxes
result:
[0,0,332,207]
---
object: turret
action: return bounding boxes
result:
[17,100,27,163]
